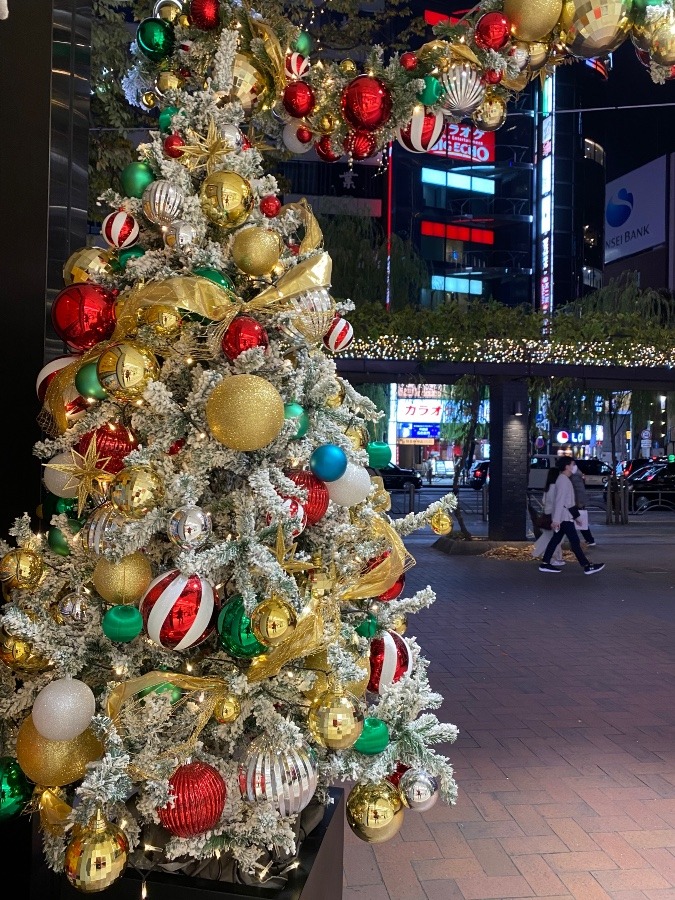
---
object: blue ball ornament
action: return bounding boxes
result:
[309,444,348,482]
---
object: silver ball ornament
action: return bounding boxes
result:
[219,123,244,151]
[167,506,213,550]
[164,220,197,249]
[399,768,439,812]
[142,179,184,227]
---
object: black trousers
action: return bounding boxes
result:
[543,520,590,568]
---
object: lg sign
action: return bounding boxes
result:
[556,430,583,444]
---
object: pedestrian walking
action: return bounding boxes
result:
[531,468,565,565]
[424,458,433,486]
[570,461,596,546]
[539,457,605,575]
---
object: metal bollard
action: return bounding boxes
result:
[407,483,416,514]
[481,485,488,521]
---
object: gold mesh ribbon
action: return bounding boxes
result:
[339,517,415,601]
[279,199,324,255]
[34,786,73,836]
[248,16,286,95]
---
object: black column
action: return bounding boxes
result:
[488,379,529,541]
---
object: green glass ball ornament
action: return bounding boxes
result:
[355,613,378,639]
[74,361,109,401]
[418,75,443,106]
[293,32,312,55]
[158,105,180,134]
[120,161,155,199]
[0,757,32,822]
[136,17,175,62]
[217,595,266,659]
[102,605,143,643]
[284,401,309,440]
[367,441,392,469]
[353,717,390,755]
[137,680,183,704]
[41,493,78,522]
[48,519,83,558]
[115,246,146,270]
[192,266,235,291]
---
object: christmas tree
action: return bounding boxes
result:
[0,1,459,891]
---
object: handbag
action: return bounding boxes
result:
[535,512,552,530]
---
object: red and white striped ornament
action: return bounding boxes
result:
[140,570,219,650]
[285,52,310,80]
[368,630,412,695]
[101,210,140,249]
[36,356,75,403]
[323,315,354,353]
[266,498,307,538]
[396,107,445,154]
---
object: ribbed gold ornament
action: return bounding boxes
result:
[92,552,154,605]
[250,595,298,646]
[64,809,129,893]
[199,171,254,229]
[0,625,50,673]
[308,688,364,749]
[231,226,282,276]
[212,694,241,724]
[0,548,43,592]
[503,0,563,42]
[346,781,405,843]
[205,375,285,451]
[110,466,165,519]
[430,509,453,535]
[63,247,114,286]
[559,0,632,59]
[96,342,160,401]
[16,715,103,787]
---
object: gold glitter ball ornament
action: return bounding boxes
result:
[92,552,154,605]
[138,303,182,338]
[213,693,241,724]
[231,226,282,276]
[503,0,563,42]
[63,247,114,286]
[205,374,285,451]
[199,171,254,230]
[559,0,632,59]
[0,548,44,593]
[472,94,508,132]
[96,342,160,402]
[308,688,364,750]
[346,781,405,844]
[110,465,165,519]
[16,715,103,786]
[0,625,50,673]
[339,59,358,75]
[430,509,453,535]
[65,808,129,893]
[250,595,298,646]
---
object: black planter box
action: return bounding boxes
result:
[30,788,344,900]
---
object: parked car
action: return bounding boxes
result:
[469,460,489,490]
[574,458,614,487]
[627,463,675,510]
[376,463,423,491]
[617,457,664,479]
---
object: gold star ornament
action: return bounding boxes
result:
[179,118,238,175]
[44,437,115,517]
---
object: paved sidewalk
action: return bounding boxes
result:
[343,513,675,899]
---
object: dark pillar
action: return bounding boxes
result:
[0,1,91,535]
[488,379,529,540]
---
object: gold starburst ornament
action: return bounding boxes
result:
[43,439,114,517]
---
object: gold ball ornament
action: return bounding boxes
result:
[230,52,268,114]
[389,612,408,635]
[501,68,531,92]
[65,808,129,893]
[346,781,405,844]
[155,71,184,97]
[559,0,632,59]
[199,171,254,230]
[138,304,183,338]
[308,688,364,750]
[110,466,165,519]
[231,226,282,276]
[96,342,160,402]
[430,509,453,535]
[317,113,337,135]
[417,39,453,73]
[63,247,114,286]
[632,6,675,67]
[250,596,298,646]
[177,13,190,27]
[92,552,154,605]
[141,91,157,110]
[0,625,50,673]
[205,375,285,451]
[0,548,44,593]
[339,59,358,75]
[503,0,563,42]
[345,424,370,451]
[472,94,508,132]
[326,380,346,409]
[16,715,103,787]
[154,0,183,22]
[212,693,241,724]
[528,38,553,71]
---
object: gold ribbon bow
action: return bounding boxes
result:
[339,517,415,602]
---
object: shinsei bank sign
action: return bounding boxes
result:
[604,156,666,264]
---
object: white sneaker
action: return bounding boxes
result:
[552,560,566,566]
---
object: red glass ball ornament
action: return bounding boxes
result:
[368,630,412,695]
[340,75,392,132]
[400,52,418,71]
[343,130,377,160]
[314,135,342,163]
[178,66,191,79]
[288,243,301,256]
[51,284,117,352]
[158,761,226,837]
[377,573,405,603]
[75,424,138,474]
[140,570,219,650]
[163,134,185,158]
[189,0,220,30]
[241,135,252,150]
[482,69,503,85]
[168,438,186,455]
[282,81,316,118]
[285,470,329,525]
[296,125,313,144]
[474,12,511,51]
[386,762,411,788]
[259,195,282,218]
[221,315,269,360]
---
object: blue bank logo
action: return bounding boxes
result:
[606,188,634,228]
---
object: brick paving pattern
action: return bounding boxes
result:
[343,512,675,899]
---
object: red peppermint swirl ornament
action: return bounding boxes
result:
[158,761,226,837]
[285,52,310,80]
[396,107,445,154]
[340,75,392,132]
[266,498,307,538]
[189,0,220,30]
[285,470,329,525]
[323,315,354,353]
[368,630,412,695]
[140,570,219,650]
[101,210,140,249]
